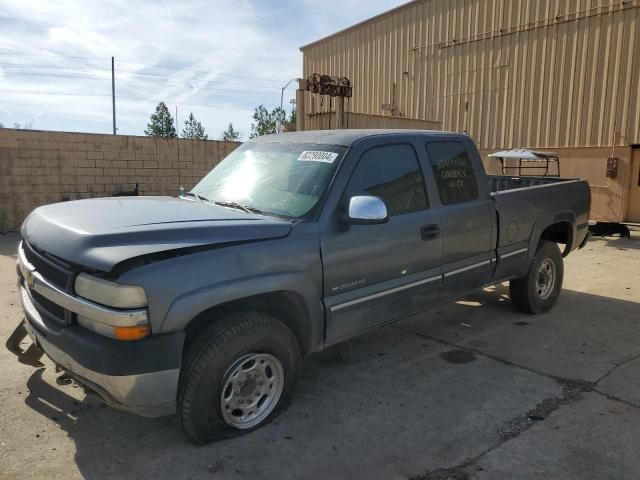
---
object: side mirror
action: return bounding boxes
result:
[346,195,389,224]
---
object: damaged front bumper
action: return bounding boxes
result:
[7,282,184,418]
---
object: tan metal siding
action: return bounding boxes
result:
[301,0,640,150]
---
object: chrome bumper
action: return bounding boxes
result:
[18,286,179,417]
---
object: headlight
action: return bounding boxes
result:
[74,274,150,341]
[75,273,147,308]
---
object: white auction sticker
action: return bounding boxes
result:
[297,151,339,164]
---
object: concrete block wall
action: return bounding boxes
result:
[0,128,240,232]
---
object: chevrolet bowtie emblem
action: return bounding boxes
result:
[24,269,35,289]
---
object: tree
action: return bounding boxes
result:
[0,122,4,128]
[282,109,296,133]
[145,101,177,138]
[249,105,287,138]
[248,105,297,138]
[182,112,208,140]
[221,122,241,141]
[12,120,33,130]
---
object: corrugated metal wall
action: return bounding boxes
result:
[305,112,441,131]
[301,0,640,150]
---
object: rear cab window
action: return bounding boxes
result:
[426,141,479,205]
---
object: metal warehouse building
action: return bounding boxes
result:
[297,0,640,223]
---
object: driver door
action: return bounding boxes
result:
[320,141,443,345]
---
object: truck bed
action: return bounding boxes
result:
[487,175,577,193]
[488,175,590,266]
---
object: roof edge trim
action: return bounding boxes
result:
[299,0,417,51]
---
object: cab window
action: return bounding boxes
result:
[346,144,428,216]
[426,141,479,205]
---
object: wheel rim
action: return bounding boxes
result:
[536,258,556,300]
[220,353,284,429]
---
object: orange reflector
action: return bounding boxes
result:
[114,324,150,341]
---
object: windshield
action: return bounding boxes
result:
[191,142,346,218]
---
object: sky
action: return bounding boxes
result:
[0,0,406,140]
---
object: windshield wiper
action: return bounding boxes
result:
[182,193,266,215]
[182,191,211,203]
[214,201,263,215]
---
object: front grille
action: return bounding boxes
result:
[30,288,66,322]
[21,241,73,326]
[22,241,71,290]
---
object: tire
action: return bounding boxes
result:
[178,311,301,445]
[509,240,564,314]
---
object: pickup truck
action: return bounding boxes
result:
[7,130,590,444]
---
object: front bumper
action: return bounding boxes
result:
[10,252,184,417]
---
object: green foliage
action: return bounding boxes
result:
[145,102,177,138]
[283,109,296,133]
[221,122,241,141]
[249,105,287,138]
[182,112,208,140]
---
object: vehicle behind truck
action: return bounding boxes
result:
[7,130,590,444]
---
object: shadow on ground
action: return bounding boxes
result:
[0,233,19,258]
[21,285,640,480]
[587,226,640,251]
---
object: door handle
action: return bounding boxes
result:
[420,224,440,241]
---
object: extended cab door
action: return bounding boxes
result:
[320,138,443,345]
[423,139,495,299]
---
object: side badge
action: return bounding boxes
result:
[331,279,366,292]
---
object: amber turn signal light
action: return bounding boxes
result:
[113,324,151,341]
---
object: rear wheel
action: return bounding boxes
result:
[509,240,564,314]
[178,311,301,444]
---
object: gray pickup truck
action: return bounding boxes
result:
[7,130,589,444]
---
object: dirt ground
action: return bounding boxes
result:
[0,229,639,480]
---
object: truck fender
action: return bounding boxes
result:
[159,271,324,354]
[528,211,576,256]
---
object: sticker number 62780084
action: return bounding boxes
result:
[297,151,339,163]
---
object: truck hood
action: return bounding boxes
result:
[21,196,292,272]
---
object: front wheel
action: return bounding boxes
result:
[509,240,564,314]
[178,311,301,444]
